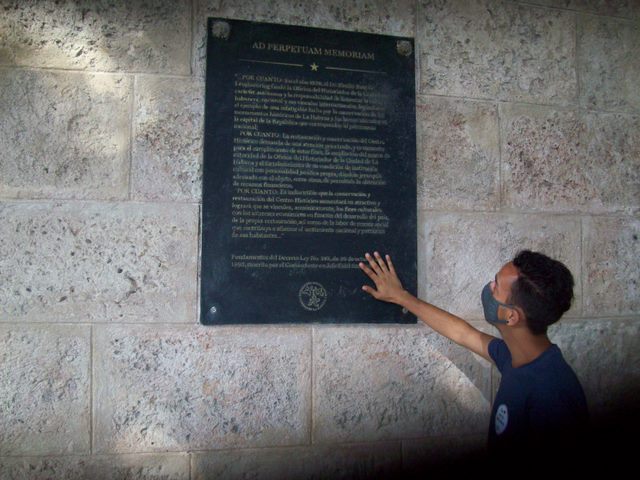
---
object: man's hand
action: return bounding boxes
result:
[359,252,408,304]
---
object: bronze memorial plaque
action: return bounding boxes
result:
[201,18,416,324]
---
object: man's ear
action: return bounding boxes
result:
[506,307,523,327]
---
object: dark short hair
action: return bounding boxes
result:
[509,250,574,335]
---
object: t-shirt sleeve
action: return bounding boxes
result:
[488,338,511,373]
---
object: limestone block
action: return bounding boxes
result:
[313,326,491,443]
[578,15,640,112]
[0,69,130,200]
[93,325,311,453]
[417,96,499,210]
[549,318,640,418]
[192,443,402,480]
[501,105,585,212]
[583,112,640,212]
[420,212,582,320]
[0,454,189,480]
[418,0,577,104]
[424,322,493,401]
[402,434,486,472]
[501,104,639,213]
[583,216,640,316]
[0,1,191,74]
[0,325,90,455]
[132,76,205,202]
[193,0,416,77]
[523,0,640,17]
[0,202,198,323]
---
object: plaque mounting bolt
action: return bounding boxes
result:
[212,21,231,40]
[396,40,412,57]
[204,303,221,324]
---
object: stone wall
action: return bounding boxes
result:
[1,1,638,478]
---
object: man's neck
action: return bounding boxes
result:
[501,328,552,368]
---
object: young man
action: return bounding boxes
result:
[359,250,588,459]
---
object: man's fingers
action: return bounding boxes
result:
[359,262,377,281]
[365,252,382,273]
[373,251,388,272]
[386,254,396,275]
[360,251,397,303]
[362,285,379,298]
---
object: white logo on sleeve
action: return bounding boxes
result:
[495,404,509,435]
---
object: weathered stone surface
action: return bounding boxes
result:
[501,105,585,212]
[192,443,402,480]
[501,104,639,213]
[0,325,90,455]
[430,323,493,402]
[417,96,499,210]
[403,434,486,472]
[0,453,189,480]
[0,1,191,74]
[0,69,130,200]
[549,318,640,418]
[313,326,491,443]
[583,216,640,316]
[193,0,416,76]
[578,15,640,112]
[583,112,640,212]
[132,76,204,202]
[418,0,577,104]
[94,325,311,453]
[523,0,640,17]
[420,213,582,320]
[0,202,198,323]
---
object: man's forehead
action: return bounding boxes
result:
[498,261,519,279]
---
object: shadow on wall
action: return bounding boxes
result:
[0,56,131,203]
[0,1,182,72]
[0,0,196,203]
[421,327,494,403]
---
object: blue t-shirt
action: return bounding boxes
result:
[488,338,588,452]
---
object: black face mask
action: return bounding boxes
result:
[481,282,515,325]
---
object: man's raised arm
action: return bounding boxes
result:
[359,251,496,362]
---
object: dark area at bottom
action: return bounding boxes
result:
[401,403,640,478]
